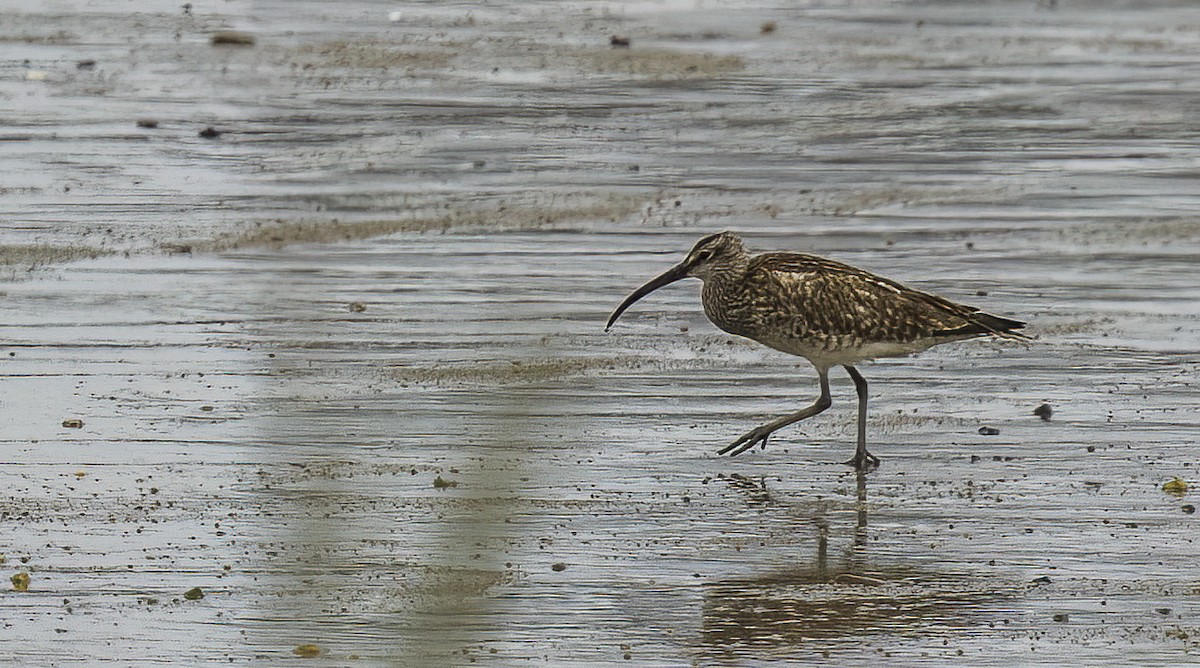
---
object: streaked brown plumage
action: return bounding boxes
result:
[606,231,1027,471]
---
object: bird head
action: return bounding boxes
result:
[605,232,745,331]
[679,231,745,280]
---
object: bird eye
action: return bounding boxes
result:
[695,249,713,262]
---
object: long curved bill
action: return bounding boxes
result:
[605,262,689,331]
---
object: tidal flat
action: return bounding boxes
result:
[2,1,1199,665]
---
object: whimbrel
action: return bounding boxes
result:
[605,232,1027,471]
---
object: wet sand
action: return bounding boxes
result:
[2,1,1200,665]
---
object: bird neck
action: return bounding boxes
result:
[704,252,750,286]
[699,255,752,336]
[699,253,750,303]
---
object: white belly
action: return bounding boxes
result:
[756,336,946,370]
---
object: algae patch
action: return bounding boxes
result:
[576,47,744,80]
[0,244,110,268]
[0,30,75,44]
[292,644,322,658]
[289,39,457,70]
[10,571,30,592]
[1162,477,1189,498]
[392,355,668,387]
[197,193,649,252]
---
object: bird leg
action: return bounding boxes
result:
[719,368,832,457]
[843,365,880,471]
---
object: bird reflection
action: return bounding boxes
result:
[854,467,868,554]
[719,472,776,507]
[701,469,991,652]
[718,468,869,577]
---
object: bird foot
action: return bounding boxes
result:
[843,450,880,472]
[718,426,774,457]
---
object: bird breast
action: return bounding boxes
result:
[700,279,759,338]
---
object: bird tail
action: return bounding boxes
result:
[938,311,1030,340]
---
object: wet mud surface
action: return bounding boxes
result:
[3,1,1200,665]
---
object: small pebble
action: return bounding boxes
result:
[978,426,1000,436]
[198,127,221,139]
[183,587,204,600]
[610,35,631,48]
[62,419,83,429]
[1182,504,1195,514]
[551,562,567,572]
[1033,403,1053,421]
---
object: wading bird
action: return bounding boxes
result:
[605,232,1026,471]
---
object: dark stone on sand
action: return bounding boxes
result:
[978,426,1000,436]
[1033,403,1053,421]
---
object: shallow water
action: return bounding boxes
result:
[2,1,1200,665]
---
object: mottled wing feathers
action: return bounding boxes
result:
[745,253,1025,343]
